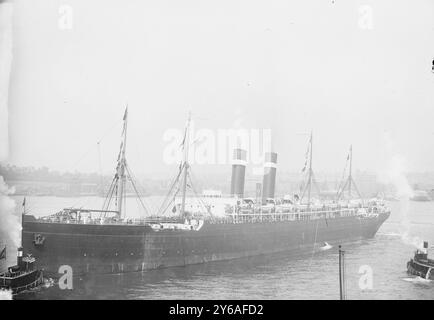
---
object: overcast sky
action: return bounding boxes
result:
[3,0,434,178]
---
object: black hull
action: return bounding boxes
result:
[22,212,390,278]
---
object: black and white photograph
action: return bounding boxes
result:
[1,0,434,304]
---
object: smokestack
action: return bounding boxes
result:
[230,149,247,198]
[17,246,23,269]
[423,241,429,253]
[262,152,277,202]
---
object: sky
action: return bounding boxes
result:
[2,0,434,178]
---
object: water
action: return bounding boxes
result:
[5,196,434,300]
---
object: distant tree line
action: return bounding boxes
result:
[0,164,110,184]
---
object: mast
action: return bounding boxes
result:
[337,145,361,201]
[117,106,128,218]
[180,112,191,217]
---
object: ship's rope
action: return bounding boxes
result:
[126,164,157,213]
[125,164,150,216]
[101,175,118,216]
[157,164,184,216]
[336,156,349,199]
[308,219,320,270]
[69,119,122,172]
[300,170,321,204]
[187,170,214,219]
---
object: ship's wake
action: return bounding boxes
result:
[402,276,432,284]
[377,232,401,237]
[376,134,424,250]
[43,277,56,289]
[0,289,13,300]
[319,242,333,251]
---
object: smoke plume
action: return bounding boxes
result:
[377,133,422,249]
[0,176,21,247]
[0,0,13,161]
[0,289,13,300]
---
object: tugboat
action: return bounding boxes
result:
[407,241,434,280]
[0,246,43,295]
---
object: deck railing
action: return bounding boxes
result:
[32,206,387,226]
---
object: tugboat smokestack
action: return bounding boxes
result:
[17,246,23,269]
[262,152,277,203]
[230,149,247,198]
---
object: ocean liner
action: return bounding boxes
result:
[21,109,390,277]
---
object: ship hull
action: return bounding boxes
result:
[22,212,390,277]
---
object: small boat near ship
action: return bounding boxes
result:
[0,247,43,295]
[407,241,434,280]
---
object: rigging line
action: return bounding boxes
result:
[70,119,122,171]
[311,171,321,197]
[102,178,118,216]
[336,157,349,198]
[157,177,180,216]
[125,164,149,216]
[337,179,349,201]
[125,163,155,212]
[308,218,320,271]
[158,188,179,215]
[188,169,214,217]
[187,171,213,218]
[101,175,117,211]
[159,186,181,218]
[352,178,363,200]
[124,170,146,217]
[157,165,184,215]
[161,188,181,217]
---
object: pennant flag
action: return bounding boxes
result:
[123,107,128,121]
[121,107,128,135]
[180,127,187,148]
[0,246,6,260]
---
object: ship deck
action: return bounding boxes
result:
[27,205,387,227]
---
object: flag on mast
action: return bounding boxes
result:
[180,127,187,148]
[22,197,27,215]
[123,106,128,121]
[121,106,128,135]
[301,135,311,172]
